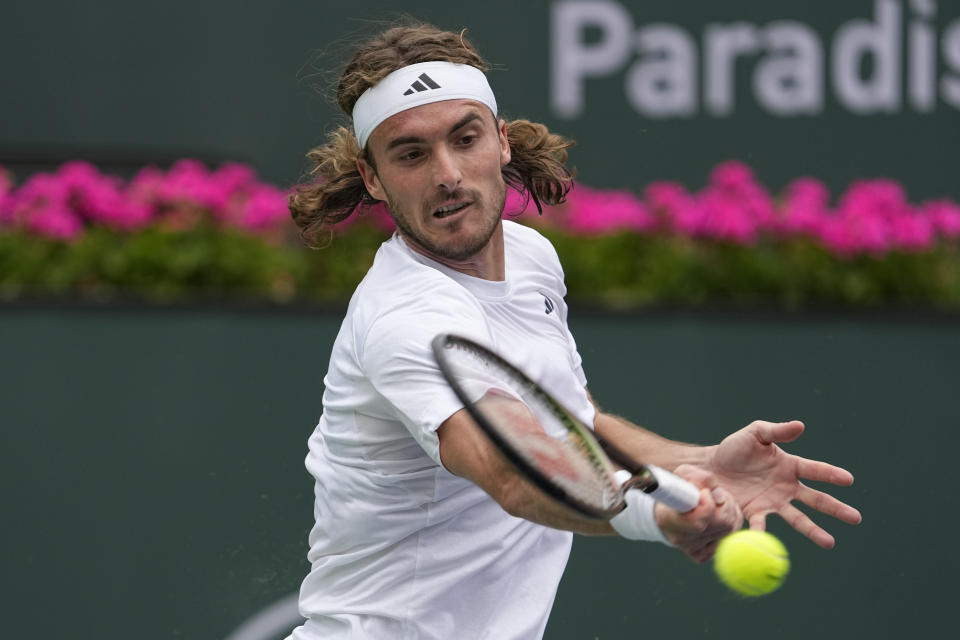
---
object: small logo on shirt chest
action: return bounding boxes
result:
[543,295,555,314]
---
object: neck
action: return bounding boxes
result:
[402,224,505,281]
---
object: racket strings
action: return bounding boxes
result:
[446,344,621,513]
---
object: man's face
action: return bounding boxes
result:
[357,99,511,262]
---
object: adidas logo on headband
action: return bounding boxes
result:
[403,73,441,95]
[352,61,498,149]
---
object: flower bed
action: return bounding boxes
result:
[1,159,958,309]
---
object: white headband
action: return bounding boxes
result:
[351,61,498,149]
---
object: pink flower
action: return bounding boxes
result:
[211,163,257,193]
[7,173,72,238]
[25,203,84,240]
[126,166,166,219]
[13,172,69,206]
[708,161,757,193]
[827,179,946,253]
[0,167,13,226]
[644,181,701,235]
[786,177,830,205]
[696,190,758,245]
[818,217,858,256]
[563,184,654,234]
[781,178,831,237]
[235,184,289,232]
[5,157,960,259]
[503,187,532,216]
[844,212,892,254]
[837,179,908,225]
[890,212,934,251]
[922,199,960,240]
[40,161,152,231]
[501,187,569,224]
[158,159,230,213]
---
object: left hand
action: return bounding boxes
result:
[706,420,862,548]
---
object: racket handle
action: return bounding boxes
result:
[645,465,701,513]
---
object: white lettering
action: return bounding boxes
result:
[908,0,937,111]
[704,23,760,116]
[910,0,936,20]
[551,0,633,119]
[832,0,902,113]
[626,25,697,118]
[941,19,960,107]
[755,22,823,115]
[547,0,959,119]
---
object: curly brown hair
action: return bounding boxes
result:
[290,23,575,248]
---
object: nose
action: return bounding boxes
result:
[432,147,462,192]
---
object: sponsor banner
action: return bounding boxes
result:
[551,0,960,119]
[0,0,955,200]
[541,0,960,198]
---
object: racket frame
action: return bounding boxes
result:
[432,333,628,519]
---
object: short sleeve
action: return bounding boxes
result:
[359,292,491,465]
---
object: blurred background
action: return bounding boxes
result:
[1,1,957,638]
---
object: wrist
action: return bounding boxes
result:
[609,470,673,545]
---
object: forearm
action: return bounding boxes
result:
[593,411,716,472]
[438,409,616,536]
[493,468,617,536]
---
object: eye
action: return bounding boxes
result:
[458,134,476,146]
[398,150,422,162]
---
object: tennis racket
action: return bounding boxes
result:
[431,333,700,519]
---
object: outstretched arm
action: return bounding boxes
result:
[437,406,741,561]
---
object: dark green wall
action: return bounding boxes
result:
[1,305,955,639]
[1,0,958,201]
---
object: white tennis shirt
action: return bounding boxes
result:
[289,220,595,640]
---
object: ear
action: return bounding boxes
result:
[356,154,386,201]
[498,119,511,167]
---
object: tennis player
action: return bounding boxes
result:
[286,23,861,640]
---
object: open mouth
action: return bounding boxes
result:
[433,202,470,218]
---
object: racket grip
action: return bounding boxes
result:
[645,465,701,513]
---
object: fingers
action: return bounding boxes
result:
[748,512,768,531]
[672,466,741,528]
[686,489,741,563]
[661,478,743,562]
[697,486,742,529]
[751,505,838,549]
[751,420,805,445]
[796,484,863,525]
[678,511,738,563]
[688,539,720,564]
[778,503,836,549]
[674,463,719,491]
[796,456,855,486]
[743,485,860,550]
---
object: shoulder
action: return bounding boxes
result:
[503,218,551,248]
[503,219,564,280]
[504,220,561,261]
[348,237,489,361]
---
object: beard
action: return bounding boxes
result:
[386,184,507,262]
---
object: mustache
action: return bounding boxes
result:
[426,189,479,211]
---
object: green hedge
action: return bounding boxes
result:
[4,223,960,310]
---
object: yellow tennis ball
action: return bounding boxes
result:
[714,530,790,596]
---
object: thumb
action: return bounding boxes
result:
[754,420,805,445]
